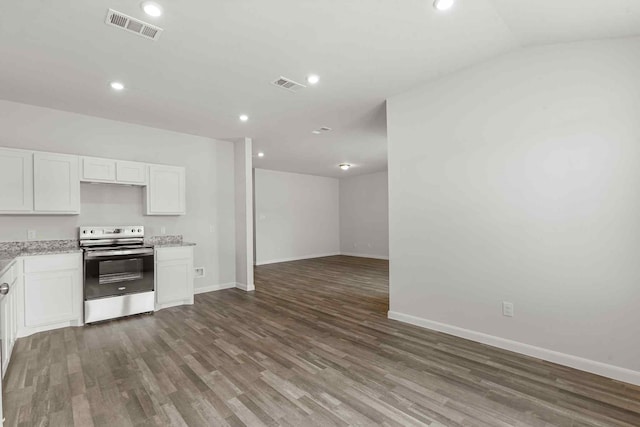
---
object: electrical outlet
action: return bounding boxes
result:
[502,301,514,317]
[27,230,37,241]
[160,226,166,235]
[209,225,215,233]
[194,267,205,278]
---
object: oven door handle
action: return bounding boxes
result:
[85,248,154,259]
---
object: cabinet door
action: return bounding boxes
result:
[0,148,33,212]
[146,165,186,215]
[9,274,17,357]
[156,260,192,305]
[117,161,147,185]
[81,157,116,182]
[24,270,78,327]
[0,269,11,376]
[34,152,80,213]
[1,294,9,376]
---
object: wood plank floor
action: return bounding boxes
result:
[4,255,640,426]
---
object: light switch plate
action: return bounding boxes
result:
[27,230,37,241]
[502,301,514,317]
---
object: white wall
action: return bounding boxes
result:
[0,100,237,292]
[234,138,254,291]
[340,171,389,259]
[387,37,640,385]
[254,169,340,265]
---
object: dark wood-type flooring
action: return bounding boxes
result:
[4,256,640,426]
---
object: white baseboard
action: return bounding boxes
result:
[194,282,236,294]
[387,311,640,387]
[255,252,341,266]
[340,252,389,260]
[155,299,193,310]
[236,282,255,292]
[18,319,82,338]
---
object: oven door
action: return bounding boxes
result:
[84,249,154,300]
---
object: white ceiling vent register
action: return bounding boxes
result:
[271,76,306,93]
[312,126,333,134]
[105,9,163,41]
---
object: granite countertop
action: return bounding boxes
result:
[0,240,82,277]
[145,235,196,249]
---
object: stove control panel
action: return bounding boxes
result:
[80,226,144,239]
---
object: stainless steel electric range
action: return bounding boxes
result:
[80,226,154,323]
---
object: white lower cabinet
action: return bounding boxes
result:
[0,261,18,377]
[155,247,194,309]
[22,253,83,334]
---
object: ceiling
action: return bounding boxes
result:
[0,1,639,177]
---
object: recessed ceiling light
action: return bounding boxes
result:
[433,0,454,11]
[142,1,163,17]
[307,74,320,85]
[257,152,265,158]
[239,114,249,122]
[311,130,321,135]
[110,81,125,91]
[339,163,351,171]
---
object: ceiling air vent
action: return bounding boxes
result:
[105,9,163,41]
[271,76,306,93]
[312,126,333,134]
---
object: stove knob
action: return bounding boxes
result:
[82,230,87,234]
[90,230,95,234]
[137,228,142,233]
[131,229,135,233]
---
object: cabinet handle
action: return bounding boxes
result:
[0,283,9,295]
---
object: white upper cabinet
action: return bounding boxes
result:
[81,157,147,185]
[146,164,186,215]
[33,152,80,214]
[0,147,186,215]
[81,157,116,182]
[0,148,33,213]
[116,161,147,185]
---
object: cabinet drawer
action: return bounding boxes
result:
[155,246,192,262]
[24,253,81,273]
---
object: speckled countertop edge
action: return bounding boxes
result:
[152,242,197,248]
[146,235,196,248]
[0,240,82,277]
